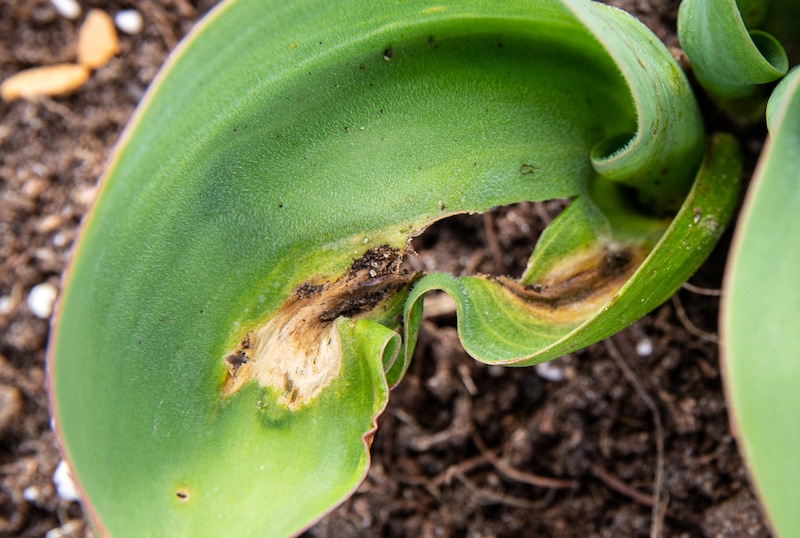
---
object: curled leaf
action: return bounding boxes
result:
[678,0,789,106]
[404,134,740,369]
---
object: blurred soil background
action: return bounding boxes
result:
[0,0,772,536]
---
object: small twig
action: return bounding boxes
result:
[696,438,732,465]
[655,490,670,534]
[428,454,489,489]
[393,454,486,501]
[681,281,722,296]
[604,337,666,538]
[0,253,28,279]
[671,295,719,343]
[587,462,655,506]
[482,211,506,274]
[471,429,577,489]
[391,396,472,451]
[457,364,479,396]
[390,408,421,430]
[461,250,487,275]
[450,468,554,509]
[39,97,81,124]
[170,0,197,18]
[0,282,24,319]
[533,201,555,225]
[392,471,445,500]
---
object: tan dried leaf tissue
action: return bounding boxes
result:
[78,9,120,69]
[1,64,90,102]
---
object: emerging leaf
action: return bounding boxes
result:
[678,0,800,111]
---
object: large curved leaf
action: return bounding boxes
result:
[47,0,731,535]
[721,66,800,538]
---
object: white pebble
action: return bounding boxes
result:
[636,337,654,357]
[45,521,83,538]
[535,361,565,382]
[23,486,41,502]
[52,231,69,247]
[53,460,80,502]
[27,282,58,319]
[50,0,81,19]
[114,9,143,35]
[0,296,12,315]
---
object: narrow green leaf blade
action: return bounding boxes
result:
[721,66,800,538]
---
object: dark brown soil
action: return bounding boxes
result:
[0,1,771,537]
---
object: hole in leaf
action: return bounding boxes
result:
[407,200,568,278]
[175,488,190,502]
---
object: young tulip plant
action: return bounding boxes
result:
[46,0,799,536]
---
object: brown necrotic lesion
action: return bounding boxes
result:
[494,242,646,325]
[221,246,416,409]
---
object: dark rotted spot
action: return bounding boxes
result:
[225,352,248,375]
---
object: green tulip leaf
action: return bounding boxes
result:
[721,65,800,538]
[678,0,790,106]
[47,0,736,535]
[404,134,740,368]
[737,0,800,62]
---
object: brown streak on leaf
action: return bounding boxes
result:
[495,243,647,323]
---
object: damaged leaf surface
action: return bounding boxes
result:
[404,134,740,369]
[48,0,737,535]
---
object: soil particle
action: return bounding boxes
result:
[701,490,768,538]
[0,384,24,438]
[348,244,404,277]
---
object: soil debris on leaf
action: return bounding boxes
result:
[496,243,644,315]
